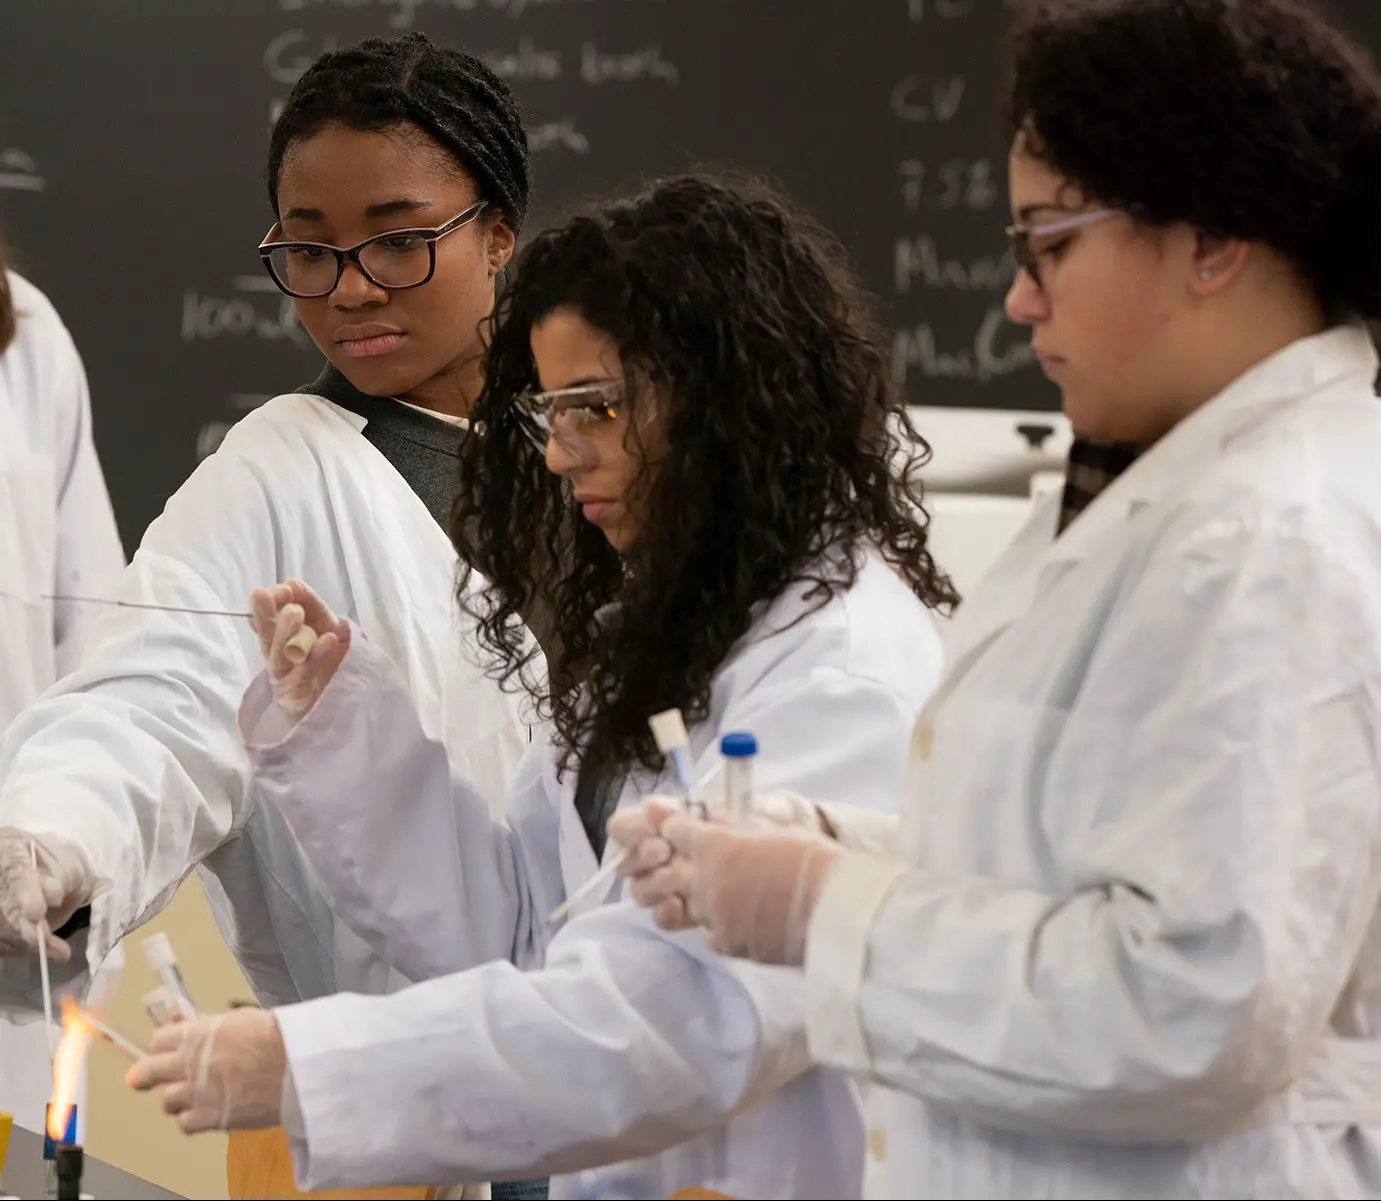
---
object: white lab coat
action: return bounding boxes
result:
[241,549,943,1199]
[805,324,1381,1198]
[0,389,527,1023]
[0,271,125,1132]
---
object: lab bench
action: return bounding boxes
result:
[0,1125,185,1200]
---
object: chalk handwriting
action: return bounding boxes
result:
[580,43,680,87]
[528,117,591,153]
[264,30,339,86]
[181,278,310,348]
[892,306,1034,385]
[890,74,966,123]
[482,39,562,83]
[278,0,667,31]
[894,236,1014,293]
[898,159,998,212]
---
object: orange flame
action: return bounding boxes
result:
[46,997,92,1142]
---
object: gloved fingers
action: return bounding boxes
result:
[744,790,822,834]
[627,859,694,912]
[249,588,282,658]
[126,1048,187,1092]
[159,1080,195,1116]
[304,626,349,680]
[650,895,694,933]
[619,834,672,877]
[149,1018,199,1055]
[40,930,72,963]
[608,798,684,857]
[280,579,351,647]
[660,813,720,859]
[177,1105,222,1136]
[267,604,306,677]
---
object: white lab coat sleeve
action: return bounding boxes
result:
[804,518,1381,1143]
[275,905,787,1190]
[242,631,529,981]
[273,651,931,1191]
[0,447,285,1005]
[44,316,125,676]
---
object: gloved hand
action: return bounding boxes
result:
[249,580,351,724]
[125,1007,288,1133]
[610,787,828,892]
[0,829,96,961]
[610,791,842,965]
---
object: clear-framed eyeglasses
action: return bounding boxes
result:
[1004,207,1118,289]
[257,199,490,299]
[513,379,629,456]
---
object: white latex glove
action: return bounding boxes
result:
[126,1007,287,1133]
[249,580,351,725]
[0,829,97,961]
[610,791,842,966]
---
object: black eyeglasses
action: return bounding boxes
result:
[257,200,489,299]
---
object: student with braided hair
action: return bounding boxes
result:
[0,32,548,1198]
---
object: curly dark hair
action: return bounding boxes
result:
[265,32,530,233]
[1002,0,1381,320]
[453,172,958,782]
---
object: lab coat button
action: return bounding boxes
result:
[867,1125,888,1161]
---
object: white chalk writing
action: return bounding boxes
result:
[895,236,1013,293]
[892,306,1034,385]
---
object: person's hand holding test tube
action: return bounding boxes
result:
[547,709,699,924]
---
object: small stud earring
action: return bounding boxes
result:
[1199,269,1215,280]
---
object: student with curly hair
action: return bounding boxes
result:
[126,173,955,1199]
[611,2,1381,1196]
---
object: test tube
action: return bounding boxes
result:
[720,731,757,823]
[140,935,197,1019]
[142,986,184,1028]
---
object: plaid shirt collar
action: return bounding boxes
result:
[1057,437,1141,534]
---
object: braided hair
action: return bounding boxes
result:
[266,32,530,232]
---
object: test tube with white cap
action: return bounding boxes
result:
[141,934,197,1019]
[720,731,757,823]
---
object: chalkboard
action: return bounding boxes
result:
[1,0,1375,544]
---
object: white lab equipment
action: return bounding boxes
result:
[240,548,944,1197]
[806,326,1381,1197]
[720,731,757,823]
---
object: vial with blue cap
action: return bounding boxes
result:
[720,731,758,823]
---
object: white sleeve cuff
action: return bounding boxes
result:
[803,851,908,1073]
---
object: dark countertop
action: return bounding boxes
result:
[0,1125,185,1199]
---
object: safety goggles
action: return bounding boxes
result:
[513,378,630,460]
[1004,208,1118,289]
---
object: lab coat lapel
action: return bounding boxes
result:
[924,325,1378,724]
[555,758,609,921]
